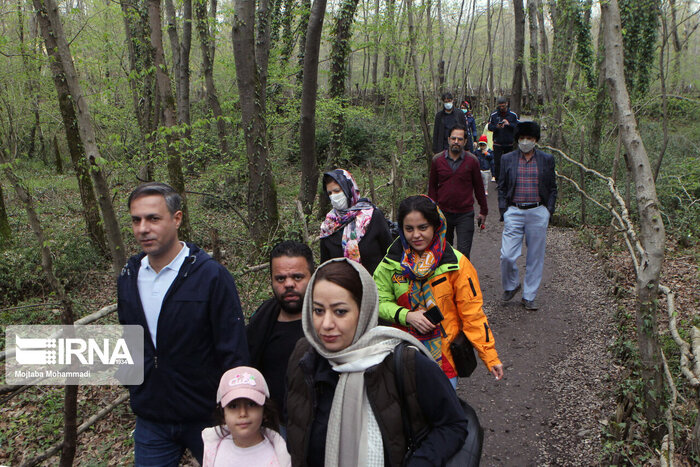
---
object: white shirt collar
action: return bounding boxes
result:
[140,242,189,273]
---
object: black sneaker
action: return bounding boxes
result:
[521,299,538,310]
[501,283,521,301]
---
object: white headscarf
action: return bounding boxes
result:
[302,258,433,467]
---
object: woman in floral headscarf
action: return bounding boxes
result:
[373,195,504,389]
[320,169,393,275]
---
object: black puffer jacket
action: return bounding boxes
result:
[286,339,468,467]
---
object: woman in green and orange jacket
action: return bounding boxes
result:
[373,195,503,388]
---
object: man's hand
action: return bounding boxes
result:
[405,308,437,335]
[477,213,487,229]
[502,119,510,126]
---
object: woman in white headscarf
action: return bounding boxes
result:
[285,258,469,467]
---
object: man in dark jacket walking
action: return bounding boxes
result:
[432,92,471,154]
[429,125,488,259]
[247,240,313,431]
[118,182,248,465]
[498,121,557,311]
[488,96,519,182]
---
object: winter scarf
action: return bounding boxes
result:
[319,169,375,264]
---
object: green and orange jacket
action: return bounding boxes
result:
[373,239,501,372]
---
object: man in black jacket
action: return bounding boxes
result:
[488,96,519,182]
[247,240,313,431]
[118,182,248,465]
[498,121,557,311]
[432,92,471,154]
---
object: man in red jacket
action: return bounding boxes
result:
[428,125,488,259]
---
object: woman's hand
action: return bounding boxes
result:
[491,364,504,381]
[406,308,437,334]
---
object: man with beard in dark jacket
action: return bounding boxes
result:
[118,182,248,466]
[247,240,313,434]
[432,92,470,154]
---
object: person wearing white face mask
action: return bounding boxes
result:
[497,121,557,311]
[432,92,470,154]
[320,169,393,275]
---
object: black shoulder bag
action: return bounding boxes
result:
[393,343,483,467]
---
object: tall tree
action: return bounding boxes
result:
[0,182,10,245]
[407,0,433,167]
[31,3,107,255]
[148,0,192,240]
[527,0,539,109]
[536,0,553,103]
[602,0,666,443]
[327,0,361,165]
[511,0,525,115]
[232,0,280,241]
[120,0,158,180]
[163,0,192,138]
[298,0,328,215]
[195,0,229,156]
[548,0,577,147]
[32,0,125,276]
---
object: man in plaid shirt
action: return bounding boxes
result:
[497,121,557,310]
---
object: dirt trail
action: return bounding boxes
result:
[457,183,619,466]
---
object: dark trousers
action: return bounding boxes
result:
[493,144,513,182]
[444,211,475,259]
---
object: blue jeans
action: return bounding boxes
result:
[134,417,210,466]
[444,211,475,259]
[500,205,550,301]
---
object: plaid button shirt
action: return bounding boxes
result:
[512,153,540,204]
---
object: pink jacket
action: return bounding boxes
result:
[201,426,291,467]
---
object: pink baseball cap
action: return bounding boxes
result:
[217,366,269,407]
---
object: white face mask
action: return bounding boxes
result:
[518,139,536,153]
[444,102,453,110]
[330,192,348,211]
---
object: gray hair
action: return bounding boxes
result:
[128,182,182,215]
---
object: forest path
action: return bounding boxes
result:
[456,180,619,466]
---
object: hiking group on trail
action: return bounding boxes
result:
[116,95,557,466]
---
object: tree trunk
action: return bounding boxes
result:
[0,182,10,245]
[33,0,124,274]
[602,0,666,444]
[195,0,229,157]
[407,0,433,169]
[589,16,606,160]
[148,0,192,240]
[164,0,192,138]
[486,0,494,92]
[536,0,553,103]
[298,0,328,215]
[120,0,157,180]
[232,0,280,242]
[511,0,525,115]
[295,0,312,87]
[527,0,538,109]
[53,134,64,174]
[327,0,360,166]
[549,0,576,148]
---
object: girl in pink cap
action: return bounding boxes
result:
[201,366,291,466]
